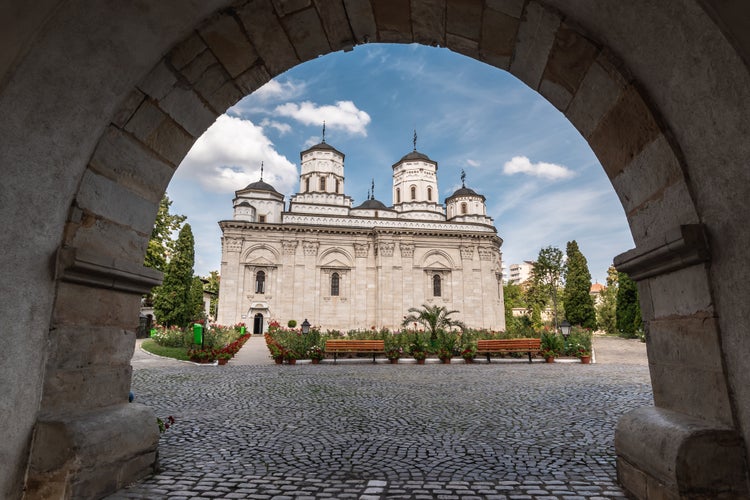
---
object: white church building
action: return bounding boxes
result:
[217,135,505,334]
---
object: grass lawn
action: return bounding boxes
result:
[141,339,191,361]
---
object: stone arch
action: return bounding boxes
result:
[318,247,355,269]
[241,243,281,264]
[421,249,455,270]
[3,2,750,498]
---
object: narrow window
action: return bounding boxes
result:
[256,270,265,294]
[258,214,266,223]
[411,185,416,200]
[461,202,468,214]
[305,178,310,192]
[331,272,340,296]
[396,188,401,203]
[335,179,340,193]
[427,186,432,201]
[433,274,441,297]
[320,177,326,191]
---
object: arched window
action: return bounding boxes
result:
[410,185,416,200]
[335,179,340,193]
[255,270,265,294]
[305,178,310,192]
[331,272,340,296]
[396,188,401,203]
[427,186,432,201]
[461,202,468,214]
[433,274,441,297]
[320,177,326,191]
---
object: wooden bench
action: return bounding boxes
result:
[476,338,541,363]
[324,339,385,363]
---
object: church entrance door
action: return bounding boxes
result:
[253,313,263,334]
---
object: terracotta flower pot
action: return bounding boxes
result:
[274,357,283,365]
[416,359,425,365]
[311,358,320,364]
[389,358,398,364]
[545,357,555,363]
[580,355,591,364]
[287,358,296,365]
[440,357,451,364]
[463,358,474,364]
[218,358,228,366]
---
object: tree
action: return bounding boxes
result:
[153,223,196,327]
[596,265,619,334]
[503,283,526,325]
[145,195,186,272]
[530,246,564,329]
[203,270,220,320]
[616,271,642,337]
[190,276,206,321]
[562,240,597,329]
[402,304,465,343]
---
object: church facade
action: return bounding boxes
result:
[217,138,505,334]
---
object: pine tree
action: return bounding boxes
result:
[596,265,619,334]
[153,223,196,327]
[562,240,597,329]
[190,276,206,321]
[530,246,564,329]
[616,271,642,337]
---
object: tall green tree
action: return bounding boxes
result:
[530,246,564,329]
[503,283,526,325]
[145,195,186,272]
[596,265,619,334]
[203,270,220,320]
[153,223,196,327]
[616,271,642,337]
[562,240,597,329]
[402,304,465,343]
[190,276,206,321]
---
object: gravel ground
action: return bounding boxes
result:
[112,336,652,499]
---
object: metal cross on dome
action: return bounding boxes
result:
[461,169,466,187]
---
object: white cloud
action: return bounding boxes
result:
[252,79,306,102]
[465,159,480,167]
[260,118,292,135]
[175,115,298,194]
[502,156,575,180]
[274,100,371,136]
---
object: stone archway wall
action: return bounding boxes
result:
[1,1,749,498]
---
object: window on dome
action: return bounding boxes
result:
[396,188,401,203]
[331,272,340,296]
[255,270,265,294]
[305,178,310,192]
[335,179,340,193]
[258,215,266,223]
[320,177,326,191]
[427,187,432,201]
[461,202,468,214]
[411,186,416,200]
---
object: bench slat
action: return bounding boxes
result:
[476,338,541,363]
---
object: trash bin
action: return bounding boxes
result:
[193,323,203,346]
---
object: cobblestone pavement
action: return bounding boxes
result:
[112,344,652,500]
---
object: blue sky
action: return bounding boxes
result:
[169,43,633,284]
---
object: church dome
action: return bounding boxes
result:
[399,150,432,162]
[354,198,391,210]
[446,186,485,201]
[301,141,345,158]
[242,179,280,193]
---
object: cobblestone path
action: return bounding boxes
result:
[112,358,652,499]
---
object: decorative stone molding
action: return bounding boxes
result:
[353,242,369,258]
[55,246,162,294]
[282,214,496,233]
[281,240,298,255]
[378,242,395,257]
[614,224,710,281]
[478,247,495,261]
[460,246,474,259]
[225,238,243,253]
[400,243,415,258]
[302,241,319,256]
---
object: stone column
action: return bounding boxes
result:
[614,225,749,498]
[353,241,369,328]
[399,241,415,324]
[302,240,319,325]
[375,236,395,329]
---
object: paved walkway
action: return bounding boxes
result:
[115,336,651,499]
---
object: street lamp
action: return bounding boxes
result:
[301,318,311,335]
[560,320,571,340]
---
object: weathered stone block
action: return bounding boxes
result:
[47,326,136,370]
[566,53,629,139]
[168,33,208,70]
[539,24,598,111]
[509,1,560,90]
[41,364,133,414]
[89,126,175,203]
[111,88,146,128]
[617,456,648,500]
[344,0,377,43]
[124,99,194,166]
[446,33,479,59]
[271,0,311,16]
[645,264,713,319]
[372,0,411,37]
[63,217,150,265]
[234,64,272,95]
[485,0,524,18]
[178,48,219,85]
[626,182,699,246]
[238,0,300,77]
[200,13,259,78]
[202,79,244,115]
[53,281,142,327]
[282,7,331,62]
[137,60,177,101]
[412,0,445,46]
[314,0,355,51]
[589,85,662,180]
[480,8,519,70]
[610,135,682,214]
[158,86,218,138]
[447,0,482,41]
[75,170,159,235]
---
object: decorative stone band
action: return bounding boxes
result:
[613,224,710,281]
[353,243,369,258]
[281,240,298,255]
[282,214,496,233]
[378,242,395,257]
[478,247,495,261]
[460,246,474,259]
[224,238,243,253]
[55,246,162,295]
[302,241,319,256]
[400,243,415,258]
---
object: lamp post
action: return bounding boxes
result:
[301,318,311,335]
[560,320,571,341]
